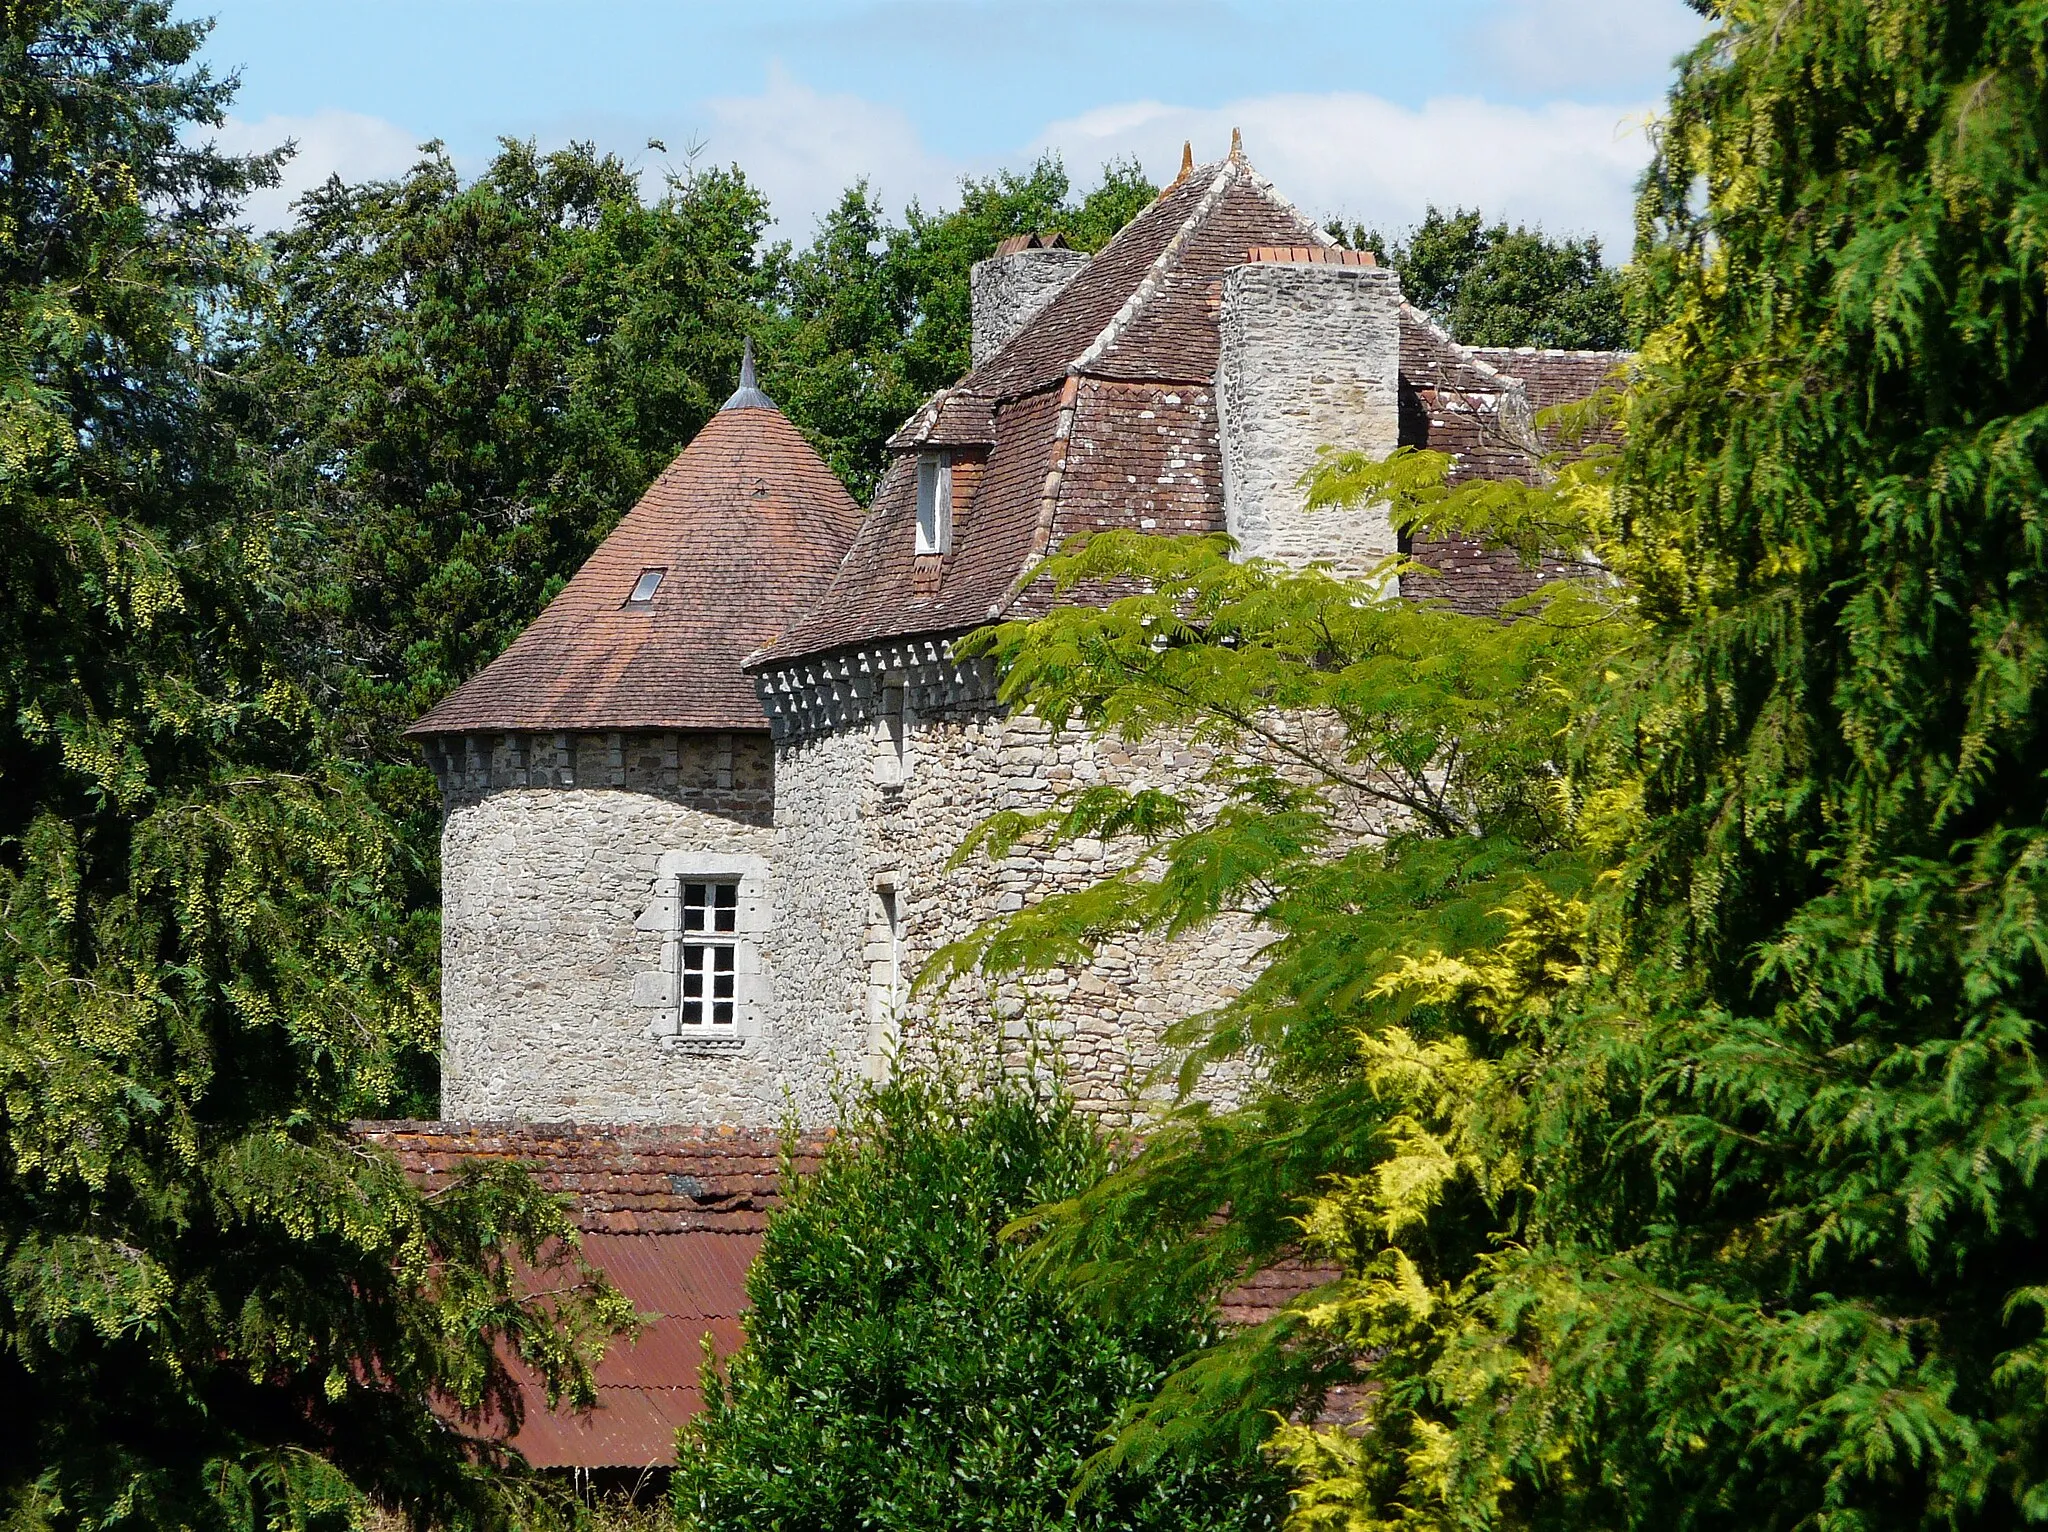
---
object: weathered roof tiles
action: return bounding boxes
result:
[754,151,1344,668]
[408,369,860,738]
[356,1121,826,1471]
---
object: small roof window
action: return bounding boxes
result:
[626,568,665,605]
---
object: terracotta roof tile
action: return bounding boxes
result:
[356,1120,821,1235]
[757,158,1332,665]
[1467,346,1632,420]
[757,386,1066,662]
[758,161,1622,664]
[356,1121,1371,1466]
[408,403,859,737]
[1403,330,1629,613]
[1215,1254,1344,1328]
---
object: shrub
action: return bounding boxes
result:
[674,1071,1285,1532]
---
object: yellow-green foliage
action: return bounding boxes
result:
[960,2,2048,1530]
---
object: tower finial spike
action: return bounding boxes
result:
[1162,140,1195,196]
[1229,126,1244,161]
[719,334,776,411]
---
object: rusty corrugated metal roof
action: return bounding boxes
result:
[355,1122,826,1471]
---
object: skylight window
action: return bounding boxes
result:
[626,567,665,605]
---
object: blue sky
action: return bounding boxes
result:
[201,0,1706,254]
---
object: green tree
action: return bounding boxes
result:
[675,1072,1286,1532]
[752,182,924,498]
[1336,206,1628,350]
[1385,0,2048,1522]
[0,6,631,1528]
[957,0,2048,1528]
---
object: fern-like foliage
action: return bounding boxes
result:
[948,2,2048,1529]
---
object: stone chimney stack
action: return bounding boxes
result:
[970,233,1090,369]
[1216,247,1403,576]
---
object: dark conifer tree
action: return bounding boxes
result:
[0,7,630,1528]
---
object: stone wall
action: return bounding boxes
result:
[1217,259,1403,576]
[761,642,1276,1125]
[970,246,1092,370]
[432,729,861,1125]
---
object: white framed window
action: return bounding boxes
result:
[633,852,770,1048]
[626,567,665,605]
[679,880,738,1027]
[915,453,952,555]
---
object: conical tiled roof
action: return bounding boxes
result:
[410,391,860,737]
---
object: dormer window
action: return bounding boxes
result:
[915,453,952,556]
[626,567,665,605]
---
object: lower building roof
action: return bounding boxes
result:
[354,1120,823,1472]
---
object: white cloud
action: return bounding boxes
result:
[1466,0,1706,96]
[666,70,1657,258]
[207,73,1663,262]
[211,110,425,233]
[1038,92,1658,255]
[687,62,963,236]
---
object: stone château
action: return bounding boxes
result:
[374,140,1627,1470]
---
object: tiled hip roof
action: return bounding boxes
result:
[756,154,1627,670]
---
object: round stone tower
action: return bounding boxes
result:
[408,344,861,1125]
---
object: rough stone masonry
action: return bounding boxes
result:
[415,145,1626,1130]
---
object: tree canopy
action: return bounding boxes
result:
[0,7,630,1529]
[675,1072,1285,1532]
[1335,206,1628,350]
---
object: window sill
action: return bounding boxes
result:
[660,1032,748,1054]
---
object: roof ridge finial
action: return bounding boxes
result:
[1229,127,1244,162]
[1163,140,1195,196]
[719,335,777,412]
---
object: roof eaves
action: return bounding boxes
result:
[1469,346,1642,362]
[1401,304,1545,467]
